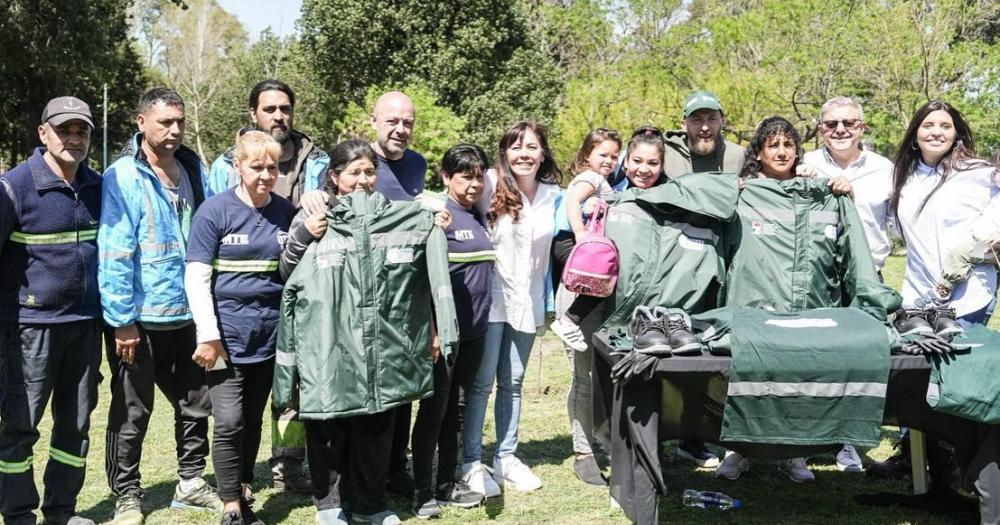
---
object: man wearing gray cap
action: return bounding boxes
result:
[0,96,103,525]
[664,90,745,179]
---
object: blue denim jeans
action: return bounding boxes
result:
[461,322,536,464]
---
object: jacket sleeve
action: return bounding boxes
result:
[836,196,901,320]
[279,209,318,281]
[206,155,232,197]
[272,274,301,412]
[304,154,329,193]
[97,165,142,327]
[634,172,740,221]
[941,189,1000,284]
[426,225,459,363]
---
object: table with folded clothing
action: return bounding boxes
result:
[591,317,1000,525]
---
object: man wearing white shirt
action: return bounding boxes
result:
[804,96,894,274]
[803,96,895,474]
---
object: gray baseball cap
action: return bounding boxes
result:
[41,96,94,128]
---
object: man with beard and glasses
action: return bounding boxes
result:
[663,91,745,179]
[207,79,328,495]
[208,79,329,208]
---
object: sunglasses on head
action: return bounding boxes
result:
[631,126,663,138]
[820,119,863,131]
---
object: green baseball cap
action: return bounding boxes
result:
[683,90,723,118]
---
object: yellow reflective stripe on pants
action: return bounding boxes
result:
[212,258,280,272]
[0,455,34,474]
[49,447,86,468]
[9,228,97,244]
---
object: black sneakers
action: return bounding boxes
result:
[893,309,935,336]
[436,480,484,508]
[927,306,962,337]
[657,309,702,355]
[628,306,702,355]
[628,306,672,355]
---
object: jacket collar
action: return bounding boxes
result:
[119,132,203,176]
[27,147,100,192]
[332,190,389,220]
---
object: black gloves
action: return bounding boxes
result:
[897,333,957,355]
[611,350,659,383]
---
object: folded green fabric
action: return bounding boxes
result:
[695,307,891,447]
[927,325,1000,423]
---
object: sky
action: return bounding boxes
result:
[218,0,303,40]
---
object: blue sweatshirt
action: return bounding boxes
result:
[0,148,102,323]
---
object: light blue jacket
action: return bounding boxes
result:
[207,129,328,207]
[98,134,213,327]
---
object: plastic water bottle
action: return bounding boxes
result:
[682,489,741,510]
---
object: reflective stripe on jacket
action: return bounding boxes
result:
[97,133,211,327]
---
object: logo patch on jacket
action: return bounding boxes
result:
[386,247,415,264]
[454,229,474,241]
[316,251,345,269]
[751,221,777,236]
[824,224,839,240]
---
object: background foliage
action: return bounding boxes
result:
[2,0,1000,182]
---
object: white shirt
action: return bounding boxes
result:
[896,160,1000,316]
[478,170,559,333]
[804,148,893,269]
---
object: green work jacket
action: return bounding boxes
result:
[601,172,741,330]
[723,177,900,319]
[272,191,458,419]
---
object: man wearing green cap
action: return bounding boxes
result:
[664,90,745,178]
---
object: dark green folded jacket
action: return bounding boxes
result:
[600,172,740,330]
[927,325,1000,424]
[693,306,892,447]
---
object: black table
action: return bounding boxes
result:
[591,330,1000,525]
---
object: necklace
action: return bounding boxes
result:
[238,186,270,227]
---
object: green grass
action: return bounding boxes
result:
[25,255,984,523]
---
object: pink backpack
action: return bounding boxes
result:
[562,201,619,297]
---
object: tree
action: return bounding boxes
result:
[155,0,248,162]
[299,0,561,151]
[0,0,147,171]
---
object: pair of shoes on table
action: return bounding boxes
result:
[460,461,501,498]
[894,307,962,337]
[676,440,720,469]
[837,444,864,472]
[573,454,606,486]
[628,306,701,356]
[492,455,542,492]
[271,457,313,494]
[349,510,400,525]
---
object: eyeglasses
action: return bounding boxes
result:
[820,119,863,131]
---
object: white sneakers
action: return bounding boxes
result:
[836,444,864,472]
[492,455,543,492]
[715,451,750,480]
[551,317,588,352]
[460,461,501,498]
[777,457,815,483]
[716,451,815,483]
